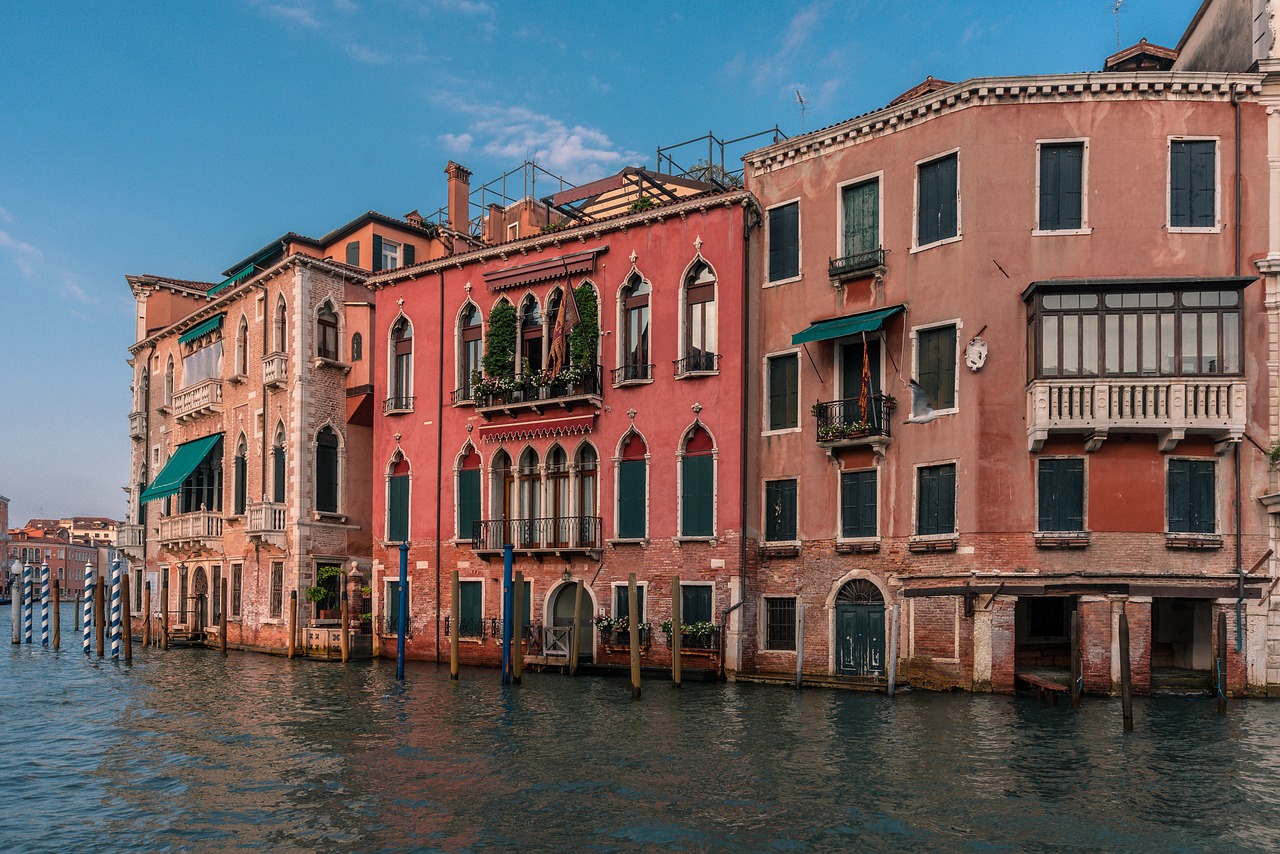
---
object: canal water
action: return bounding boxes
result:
[3,605,1279,852]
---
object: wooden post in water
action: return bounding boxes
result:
[887,602,899,697]
[73,590,80,631]
[628,573,641,699]
[512,570,524,684]
[160,572,169,650]
[1119,609,1133,732]
[143,581,151,648]
[51,580,60,650]
[122,572,133,664]
[569,579,584,676]
[287,590,297,659]
[795,602,806,690]
[1070,609,1082,709]
[450,570,460,680]
[339,572,349,664]
[219,577,228,657]
[671,576,682,688]
[95,575,106,659]
[10,577,20,644]
[1217,610,1228,715]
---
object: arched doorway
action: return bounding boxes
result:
[551,582,593,661]
[191,566,209,634]
[835,579,884,676]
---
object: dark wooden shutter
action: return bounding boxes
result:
[234,453,246,515]
[768,202,799,282]
[769,354,798,430]
[386,580,402,631]
[1039,144,1083,231]
[388,474,409,541]
[615,585,645,620]
[1167,460,1190,532]
[919,154,958,244]
[1190,142,1215,228]
[918,326,956,410]
[345,240,359,266]
[273,447,286,503]
[1188,459,1215,533]
[681,454,714,536]
[460,581,481,623]
[843,179,878,256]
[841,470,877,538]
[617,459,647,538]
[1038,458,1084,531]
[765,479,797,541]
[457,468,480,540]
[918,464,956,535]
[402,242,415,266]
[372,234,384,272]
[682,585,712,624]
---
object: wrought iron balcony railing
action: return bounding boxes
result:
[611,362,654,383]
[475,365,604,413]
[813,394,893,446]
[451,385,475,405]
[381,614,414,637]
[674,352,719,376]
[828,247,887,282]
[471,516,603,552]
[384,395,415,415]
[663,624,721,651]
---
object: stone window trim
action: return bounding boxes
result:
[1166,135,1221,233]
[1033,137,1092,236]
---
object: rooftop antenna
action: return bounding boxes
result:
[1112,0,1126,51]
[796,89,807,134]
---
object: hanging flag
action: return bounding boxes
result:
[858,332,871,423]
[547,281,581,375]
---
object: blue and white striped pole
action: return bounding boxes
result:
[109,559,122,660]
[22,563,33,644]
[39,562,50,647]
[82,563,95,656]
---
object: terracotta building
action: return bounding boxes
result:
[738,7,1280,695]
[364,166,754,671]
[6,527,99,593]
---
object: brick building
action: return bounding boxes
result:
[6,527,99,593]
[738,6,1280,695]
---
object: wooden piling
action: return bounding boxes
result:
[339,574,349,664]
[795,602,806,690]
[450,570,460,680]
[220,577,228,657]
[569,579,584,676]
[1217,610,1228,715]
[671,576,682,688]
[143,581,151,648]
[73,590,80,631]
[95,576,106,659]
[51,580,60,650]
[512,571,523,684]
[10,578,19,644]
[287,590,297,659]
[1119,609,1133,732]
[628,573,641,699]
[887,602,899,697]
[160,572,169,650]
[1070,609,1081,709]
[122,572,133,664]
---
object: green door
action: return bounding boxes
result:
[835,579,886,677]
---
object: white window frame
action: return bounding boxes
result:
[911,147,962,252]
[383,576,414,632]
[762,347,802,436]
[1167,135,1222,234]
[761,476,801,545]
[834,170,884,257]
[764,197,802,287]
[609,433,650,545]
[1032,138,1092,236]
[456,576,486,641]
[675,429,718,541]
[380,238,402,270]
[677,581,716,625]
[908,318,961,420]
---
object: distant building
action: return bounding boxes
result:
[6,527,97,593]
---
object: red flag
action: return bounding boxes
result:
[547,283,581,375]
[858,333,871,421]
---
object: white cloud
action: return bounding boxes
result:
[251,0,322,28]
[344,42,392,64]
[0,227,43,277]
[440,132,474,152]
[450,104,641,183]
[430,0,493,15]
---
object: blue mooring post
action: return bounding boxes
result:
[501,544,514,685]
[396,541,408,681]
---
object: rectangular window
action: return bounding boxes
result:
[459,579,483,637]
[617,459,647,539]
[916,325,957,411]
[917,152,958,246]
[373,235,401,272]
[765,597,797,651]
[613,583,646,623]
[1038,458,1084,532]
[457,468,480,540]
[681,454,714,537]
[681,584,713,625]
[385,579,405,633]
[1038,142,1083,231]
[767,201,800,282]
[841,469,878,539]
[1170,139,1216,229]
[841,178,879,257]
[345,240,359,266]
[767,352,799,430]
[269,561,283,619]
[764,479,798,542]
[917,463,957,536]
[1167,459,1215,533]
[231,563,243,617]
[388,474,410,542]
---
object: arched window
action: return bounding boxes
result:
[547,446,569,547]
[316,426,340,513]
[317,302,339,361]
[621,272,651,380]
[389,317,413,411]
[459,303,483,400]
[518,447,540,546]
[233,435,248,516]
[680,425,715,537]
[387,453,410,542]
[272,424,286,504]
[684,260,718,372]
[617,433,647,539]
[273,297,287,353]
[457,446,481,540]
[490,449,515,548]
[520,296,543,375]
[235,317,249,376]
[576,444,599,547]
[351,332,363,362]
[164,357,174,407]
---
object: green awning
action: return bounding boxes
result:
[791,304,905,345]
[140,434,223,503]
[209,265,254,295]
[177,313,225,345]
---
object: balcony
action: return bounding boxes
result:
[246,501,286,543]
[611,362,654,384]
[451,386,475,406]
[173,378,223,422]
[128,411,146,440]
[474,365,603,419]
[828,248,887,284]
[384,395,415,415]
[471,516,603,555]
[813,394,893,455]
[1027,378,1247,452]
[263,352,287,388]
[674,353,719,377]
[117,524,144,558]
[158,511,223,549]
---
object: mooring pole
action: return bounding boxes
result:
[569,578,584,676]
[122,570,133,664]
[51,579,60,650]
[450,570,460,680]
[287,590,297,659]
[160,570,170,650]
[671,576,682,688]
[22,563,33,644]
[888,602,900,697]
[1070,609,1082,709]
[1217,610,1229,715]
[142,581,151,649]
[339,573,349,664]
[95,575,105,658]
[39,562,50,647]
[795,602,806,690]
[502,543,514,686]
[10,575,21,644]
[82,563,95,655]
[219,577,228,657]
[396,541,408,680]
[109,559,122,661]
[512,570,524,684]
[74,589,80,631]
[1119,609,1133,732]
[628,573,641,699]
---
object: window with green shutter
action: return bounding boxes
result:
[916,325,956,411]
[614,584,645,622]
[617,458,647,539]
[842,178,879,257]
[1170,140,1216,229]
[388,474,409,542]
[385,580,403,632]
[1039,142,1083,231]
[764,479,797,542]
[345,240,360,266]
[457,468,480,540]
[1037,458,1084,532]
[1167,458,1215,533]
[841,469,878,538]
[681,454,714,537]
[767,352,799,430]
[916,463,957,536]
[682,584,712,624]
[459,580,482,637]
[767,201,800,282]
[372,234,384,272]
[917,153,958,246]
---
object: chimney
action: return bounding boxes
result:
[485,203,504,244]
[445,161,472,232]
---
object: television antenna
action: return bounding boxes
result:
[796,90,807,134]
[1112,0,1126,51]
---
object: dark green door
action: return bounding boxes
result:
[835,579,886,676]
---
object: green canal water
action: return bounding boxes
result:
[3,604,1279,852]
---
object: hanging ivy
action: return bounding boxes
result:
[569,283,598,368]
[484,300,517,378]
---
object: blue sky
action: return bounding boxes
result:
[0,0,1202,526]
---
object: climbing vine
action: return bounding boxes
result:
[569,283,598,368]
[483,300,517,378]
